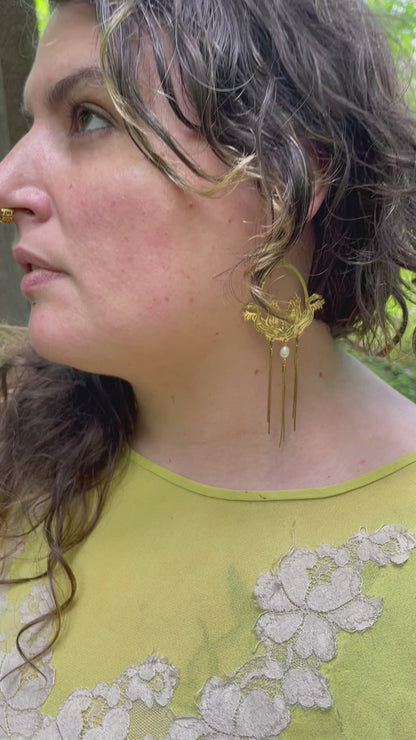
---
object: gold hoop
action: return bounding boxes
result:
[243,261,324,443]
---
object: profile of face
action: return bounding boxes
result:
[0,2,265,381]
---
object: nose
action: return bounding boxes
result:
[0,131,52,227]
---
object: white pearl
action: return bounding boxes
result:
[280,345,290,358]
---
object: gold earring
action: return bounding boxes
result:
[0,209,14,224]
[243,262,324,445]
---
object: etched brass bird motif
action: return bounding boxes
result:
[242,262,324,442]
[243,292,325,343]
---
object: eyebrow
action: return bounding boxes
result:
[22,66,105,123]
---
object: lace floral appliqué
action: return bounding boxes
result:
[0,525,414,739]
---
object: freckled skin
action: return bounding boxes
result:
[0,2,264,382]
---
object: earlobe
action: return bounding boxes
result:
[303,143,329,222]
[307,177,328,221]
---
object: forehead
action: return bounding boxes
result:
[23,0,200,148]
[24,2,101,108]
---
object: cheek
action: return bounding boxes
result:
[62,163,262,325]
[64,182,195,320]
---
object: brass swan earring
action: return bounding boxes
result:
[243,262,324,445]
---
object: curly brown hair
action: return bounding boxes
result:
[1,0,415,671]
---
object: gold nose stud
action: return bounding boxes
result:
[0,209,14,224]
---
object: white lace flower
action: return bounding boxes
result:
[83,708,130,740]
[124,655,179,709]
[241,658,285,685]
[282,667,331,709]
[0,588,8,619]
[315,544,350,567]
[18,583,54,657]
[168,678,291,739]
[19,583,53,624]
[255,548,382,661]
[348,525,416,566]
[32,716,62,740]
[40,687,130,740]
[0,645,53,739]
[54,688,91,739]
[0,579,55,740]
[1,523,415,740]
[92,682,120,708]
[254,548,317,613]
[0,541,24,581]
[167,718,209,740]
[0,647,54,711]
[0,705,45,739]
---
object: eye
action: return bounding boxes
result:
[72,105,111,134]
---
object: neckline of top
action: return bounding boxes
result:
[125,448,416,502]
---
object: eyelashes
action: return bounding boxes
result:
[67,102,112,135]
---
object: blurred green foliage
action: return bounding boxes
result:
[349,300,416,402]
[368,0,416,60]
[35,0,49,33]
[358,353,416,401]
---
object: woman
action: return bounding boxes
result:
[0,0,415,736]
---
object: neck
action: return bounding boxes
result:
[130,319,348,488]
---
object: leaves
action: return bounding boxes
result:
[34,0,49,34]
[367,0,416,64]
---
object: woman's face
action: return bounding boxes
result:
[0,2,263,380]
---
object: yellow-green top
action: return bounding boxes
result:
[1,450,416,738]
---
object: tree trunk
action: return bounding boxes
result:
[0,0,38,325]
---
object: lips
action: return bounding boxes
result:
[12,245,62,274]
[13,246,66,295]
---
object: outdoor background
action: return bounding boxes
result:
[1,0,415,399]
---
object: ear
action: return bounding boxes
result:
[307,177,328,220]
[303,143,329,221]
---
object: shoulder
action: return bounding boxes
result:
[299,351,416,486]
[336,352,416,470]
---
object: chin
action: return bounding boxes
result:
[28,311,95,373]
